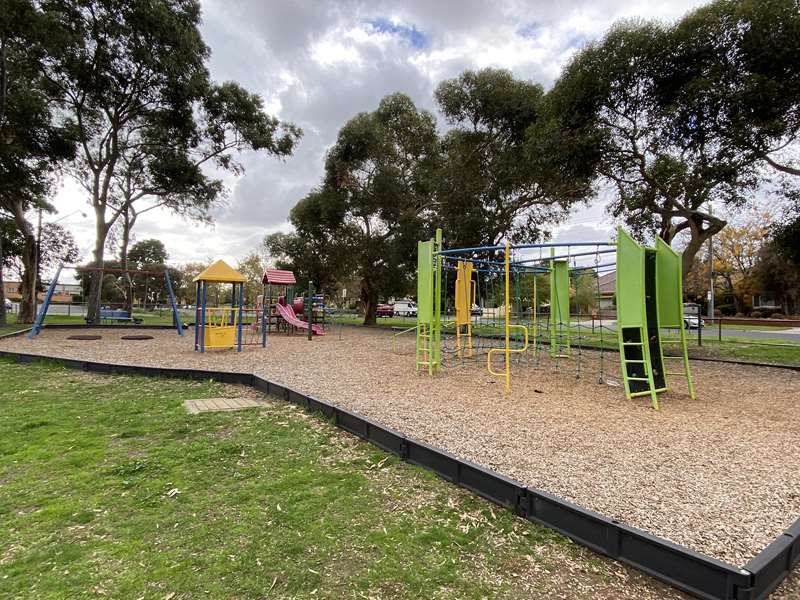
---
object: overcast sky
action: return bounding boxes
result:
[51,0,708,279]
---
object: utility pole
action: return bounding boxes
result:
[707,203,714,320]
[32,207,42,318]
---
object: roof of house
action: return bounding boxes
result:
[193,260,247,283]
[598,270,616,295]
[262,269,296,285]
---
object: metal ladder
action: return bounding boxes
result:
[619,326,660,410]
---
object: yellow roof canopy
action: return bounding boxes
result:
[193,260,247,283]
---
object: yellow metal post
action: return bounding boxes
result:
[504,241,510,392]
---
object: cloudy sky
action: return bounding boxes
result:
[51,0,708,278]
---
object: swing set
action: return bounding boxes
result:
[27,263,184,338]
[415,227,695,410]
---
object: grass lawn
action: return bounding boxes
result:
[0,359,683,599]
[0,310,182,337]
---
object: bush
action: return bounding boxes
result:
[734,312,745,318]
[769,312,787,319]
[751,310,764,318]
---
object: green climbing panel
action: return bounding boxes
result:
[416,239,438,374]
[549,259,570,357]
[615,228,695,409]
[417,240,434,325]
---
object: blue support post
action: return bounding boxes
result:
[261,284,268,347]
[230,283,236,327]
[28,265,63,338]
[236,282,244,352]
[194,282,200,351]
[200,281,207,353]
[164,269,183,337]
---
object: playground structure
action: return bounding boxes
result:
[28,264,184,338]
[262,269,325,338]
[193,260,248,352]
[415,227,694,409]
[194,263,326,353]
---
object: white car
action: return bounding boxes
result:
[4,299,11,311]
[683,315,704,329]
[393,300,417,317]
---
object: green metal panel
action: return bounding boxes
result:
[616,228,645,328]
[433,229,443,369]
[417,240,434,324]
[655,237,682,329]
[550,260,570,326]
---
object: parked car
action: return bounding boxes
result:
[393,300,417,317]
[470,303,483,316]
[683,315,705,329]
[4,299,12,311]
[376,303,394,318]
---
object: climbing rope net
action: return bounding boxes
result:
[432,241,619,390]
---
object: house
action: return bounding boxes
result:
[597,271,616,315]
[2,280,77,303]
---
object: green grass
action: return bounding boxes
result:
[0,310,181,336]
[0,359,678,599]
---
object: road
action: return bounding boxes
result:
[576,319,800,343]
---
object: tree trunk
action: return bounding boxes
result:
[360,277,378,325]
[86,213,110,324]
[0,232,6,327]
[120,208,135,313]
[679,215,723,283]
[9,201,37,323]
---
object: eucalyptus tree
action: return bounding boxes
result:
[544,0,800,278]
[40,0,300,322]
[269,93,440,324]
[0,0,77,322]
[435,68,584,249]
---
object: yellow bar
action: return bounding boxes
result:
[505,241,510,392]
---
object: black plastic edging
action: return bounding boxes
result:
[741,519,800,600]
[2,350,797,599]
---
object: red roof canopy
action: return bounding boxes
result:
[262,268,296,285]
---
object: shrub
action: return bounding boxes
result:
[751,310,764,318]
[734,312,745,318]
[769,312,786,319]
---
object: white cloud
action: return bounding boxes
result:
[50,0,708,270]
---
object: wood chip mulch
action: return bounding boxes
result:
[3,326,799,569]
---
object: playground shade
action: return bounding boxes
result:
[194,260,247,283]
[262,269,297,285]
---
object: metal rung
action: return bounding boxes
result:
[624,359,646,363]
[627,377,651,382]
[623,341,643,346]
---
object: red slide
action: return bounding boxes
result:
[275,302,325,335]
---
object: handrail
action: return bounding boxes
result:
[392,324,419,353]
[487,324,529,379]
[393,320,457,354]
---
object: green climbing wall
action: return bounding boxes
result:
[417,240,434,325]
[616,229,645,328]
[655,237,682,328]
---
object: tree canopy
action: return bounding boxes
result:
[38,0,301,322]
[544,0,800,277]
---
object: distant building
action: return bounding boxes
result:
[597,271,616,314]
[3,280,79,303]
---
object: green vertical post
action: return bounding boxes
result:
[307,281,314,341]
[416,239,434,373]
[549,251,570,357]
[433,228,443,372]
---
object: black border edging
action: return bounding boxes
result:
[741,520,800,600]
[1,348,798,599]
